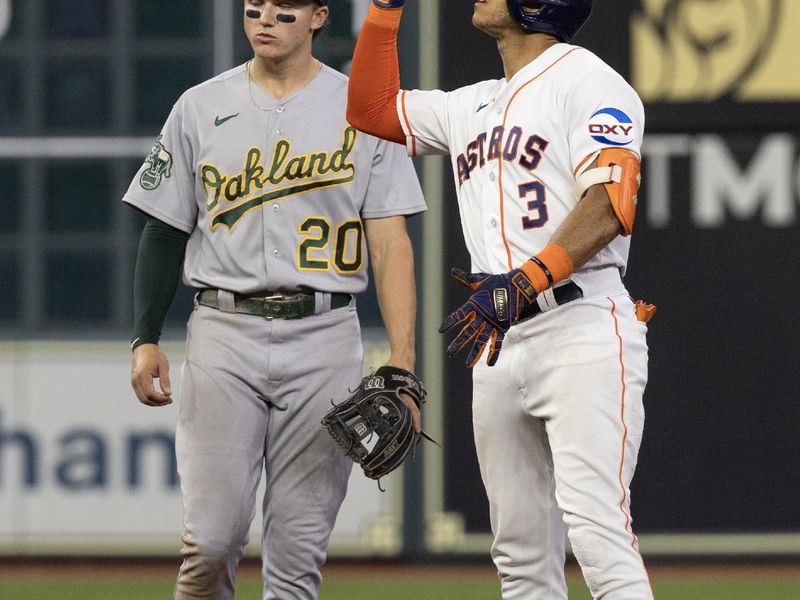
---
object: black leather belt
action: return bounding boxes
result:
[197,289,351,319]
[518,281,583,322]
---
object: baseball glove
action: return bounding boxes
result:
[321,365,435,481]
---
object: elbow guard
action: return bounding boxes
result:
[573,148,641,235]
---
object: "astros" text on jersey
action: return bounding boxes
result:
[456,125,550,186]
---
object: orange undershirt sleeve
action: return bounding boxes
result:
[346,5,406,145]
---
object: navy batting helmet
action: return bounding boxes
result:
[506,0,593,42]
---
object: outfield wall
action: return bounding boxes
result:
[0,338,405,558]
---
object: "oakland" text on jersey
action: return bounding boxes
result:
[202,126,357,231]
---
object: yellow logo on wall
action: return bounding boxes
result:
[632,0,800,101]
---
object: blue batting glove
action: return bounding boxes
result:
[439,267,537,368]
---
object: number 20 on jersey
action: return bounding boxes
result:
[297,217,363,274]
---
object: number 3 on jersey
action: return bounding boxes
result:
[298,217,363,274]
[519,180,548,229]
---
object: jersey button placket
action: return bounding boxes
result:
[275,107,285,141]
[262,110,281,282]
[486,160,502,266]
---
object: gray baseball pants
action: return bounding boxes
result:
[173,299,361,600]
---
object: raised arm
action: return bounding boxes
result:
[346,1,407,144]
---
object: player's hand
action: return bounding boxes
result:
[439,267,537,368]
[399,391,421,433]
[131,343,173,407]
[386,359,421,433]
[372,0,405,8]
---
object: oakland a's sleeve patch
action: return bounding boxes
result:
[140,135,173,190]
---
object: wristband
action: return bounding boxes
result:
[520,242,574,294]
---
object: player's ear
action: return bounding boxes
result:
[311,5,329,33]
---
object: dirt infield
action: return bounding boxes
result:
[325,562,800,581]
[1,558,798,581]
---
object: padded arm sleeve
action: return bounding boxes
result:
[131,216,189,350]
[346,5,405,144]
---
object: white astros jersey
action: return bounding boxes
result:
[397,44,644,277]
[124,63,426,295]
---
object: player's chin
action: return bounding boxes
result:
[473,15,508,38]
[251,43,285,61]
[472,15,493,35]
[472,3,495,33]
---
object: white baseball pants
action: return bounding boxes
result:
[473,272,653,599]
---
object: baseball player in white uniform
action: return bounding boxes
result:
[347,0,655,598]
[125,1,425,598]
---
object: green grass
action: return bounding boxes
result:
[324,577,800,600]
[1,573,799,599]
[642,581,800,600]
[0,578,174,600]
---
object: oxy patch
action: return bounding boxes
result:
[587,107,635,147]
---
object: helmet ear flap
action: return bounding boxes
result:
[505,0,593,42]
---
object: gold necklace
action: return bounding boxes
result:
[246,59,323,112]
[246,60,274,112]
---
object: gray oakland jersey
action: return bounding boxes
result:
[123,63,426,294]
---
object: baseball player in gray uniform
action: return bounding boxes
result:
[124,1,425,598]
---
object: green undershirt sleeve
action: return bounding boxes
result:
[131,217,190,351]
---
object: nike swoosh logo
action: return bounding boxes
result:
[476,102,490,113]
[214,113,239,126]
